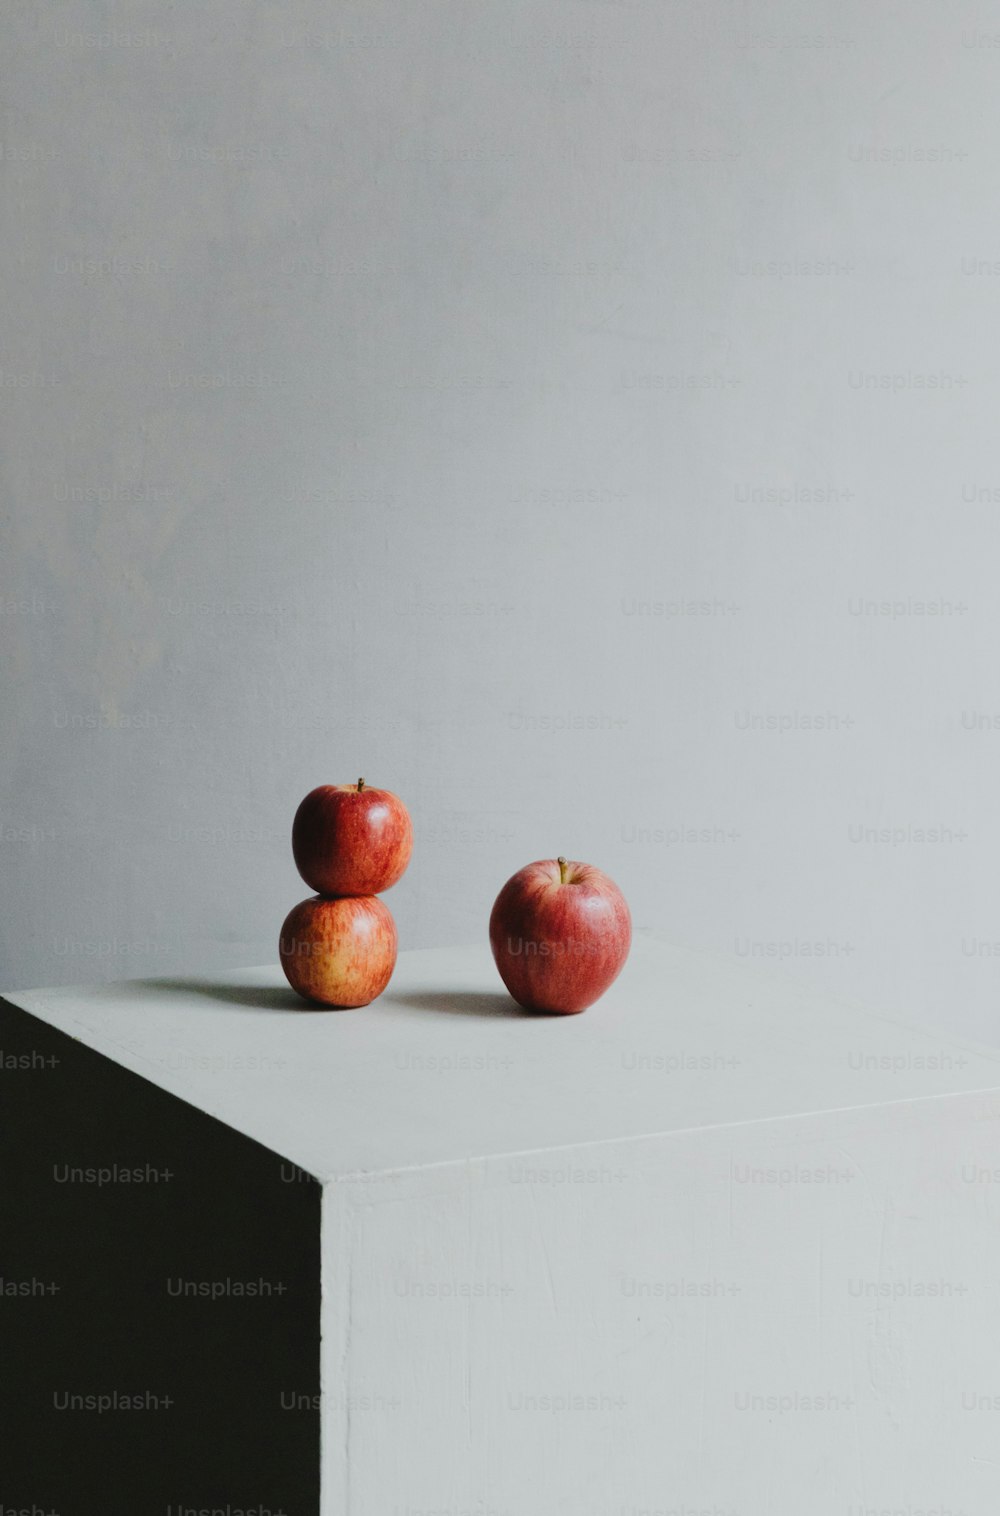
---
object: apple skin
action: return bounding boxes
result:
[292,781,413,897]
[279,895,398,1007]
[489,858,631,1014]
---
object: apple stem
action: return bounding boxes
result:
[558,856,567,883]
[358,778,365,792]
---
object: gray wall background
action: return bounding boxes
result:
[3,1,999,1042]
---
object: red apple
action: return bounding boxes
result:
[489,857,631,1014]
[292,779,413,897]
[279,895,398,1007]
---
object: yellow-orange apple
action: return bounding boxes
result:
[279,894,398,1007]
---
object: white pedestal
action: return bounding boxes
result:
[5,932,1000,1514]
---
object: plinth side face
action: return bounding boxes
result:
[320,1099,1000,1512]
[0,997,321,1511]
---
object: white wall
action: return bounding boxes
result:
[3,0,999,1042]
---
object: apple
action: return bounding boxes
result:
[279,894,398,1007]
[292,779,413,897]
[489,856,631,1014]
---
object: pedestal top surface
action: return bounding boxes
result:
[5,934,999,1182]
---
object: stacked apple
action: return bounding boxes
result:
[279,780,413,1007]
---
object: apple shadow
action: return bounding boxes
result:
[390,989,550,1020]
[140,980,551,1019]
[141,978,307,1013]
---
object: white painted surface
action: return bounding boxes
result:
[9,936,999,1510]
[7,934,1000,1181]
[322,1095,1000,1515]
[4,3,1000,1046]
